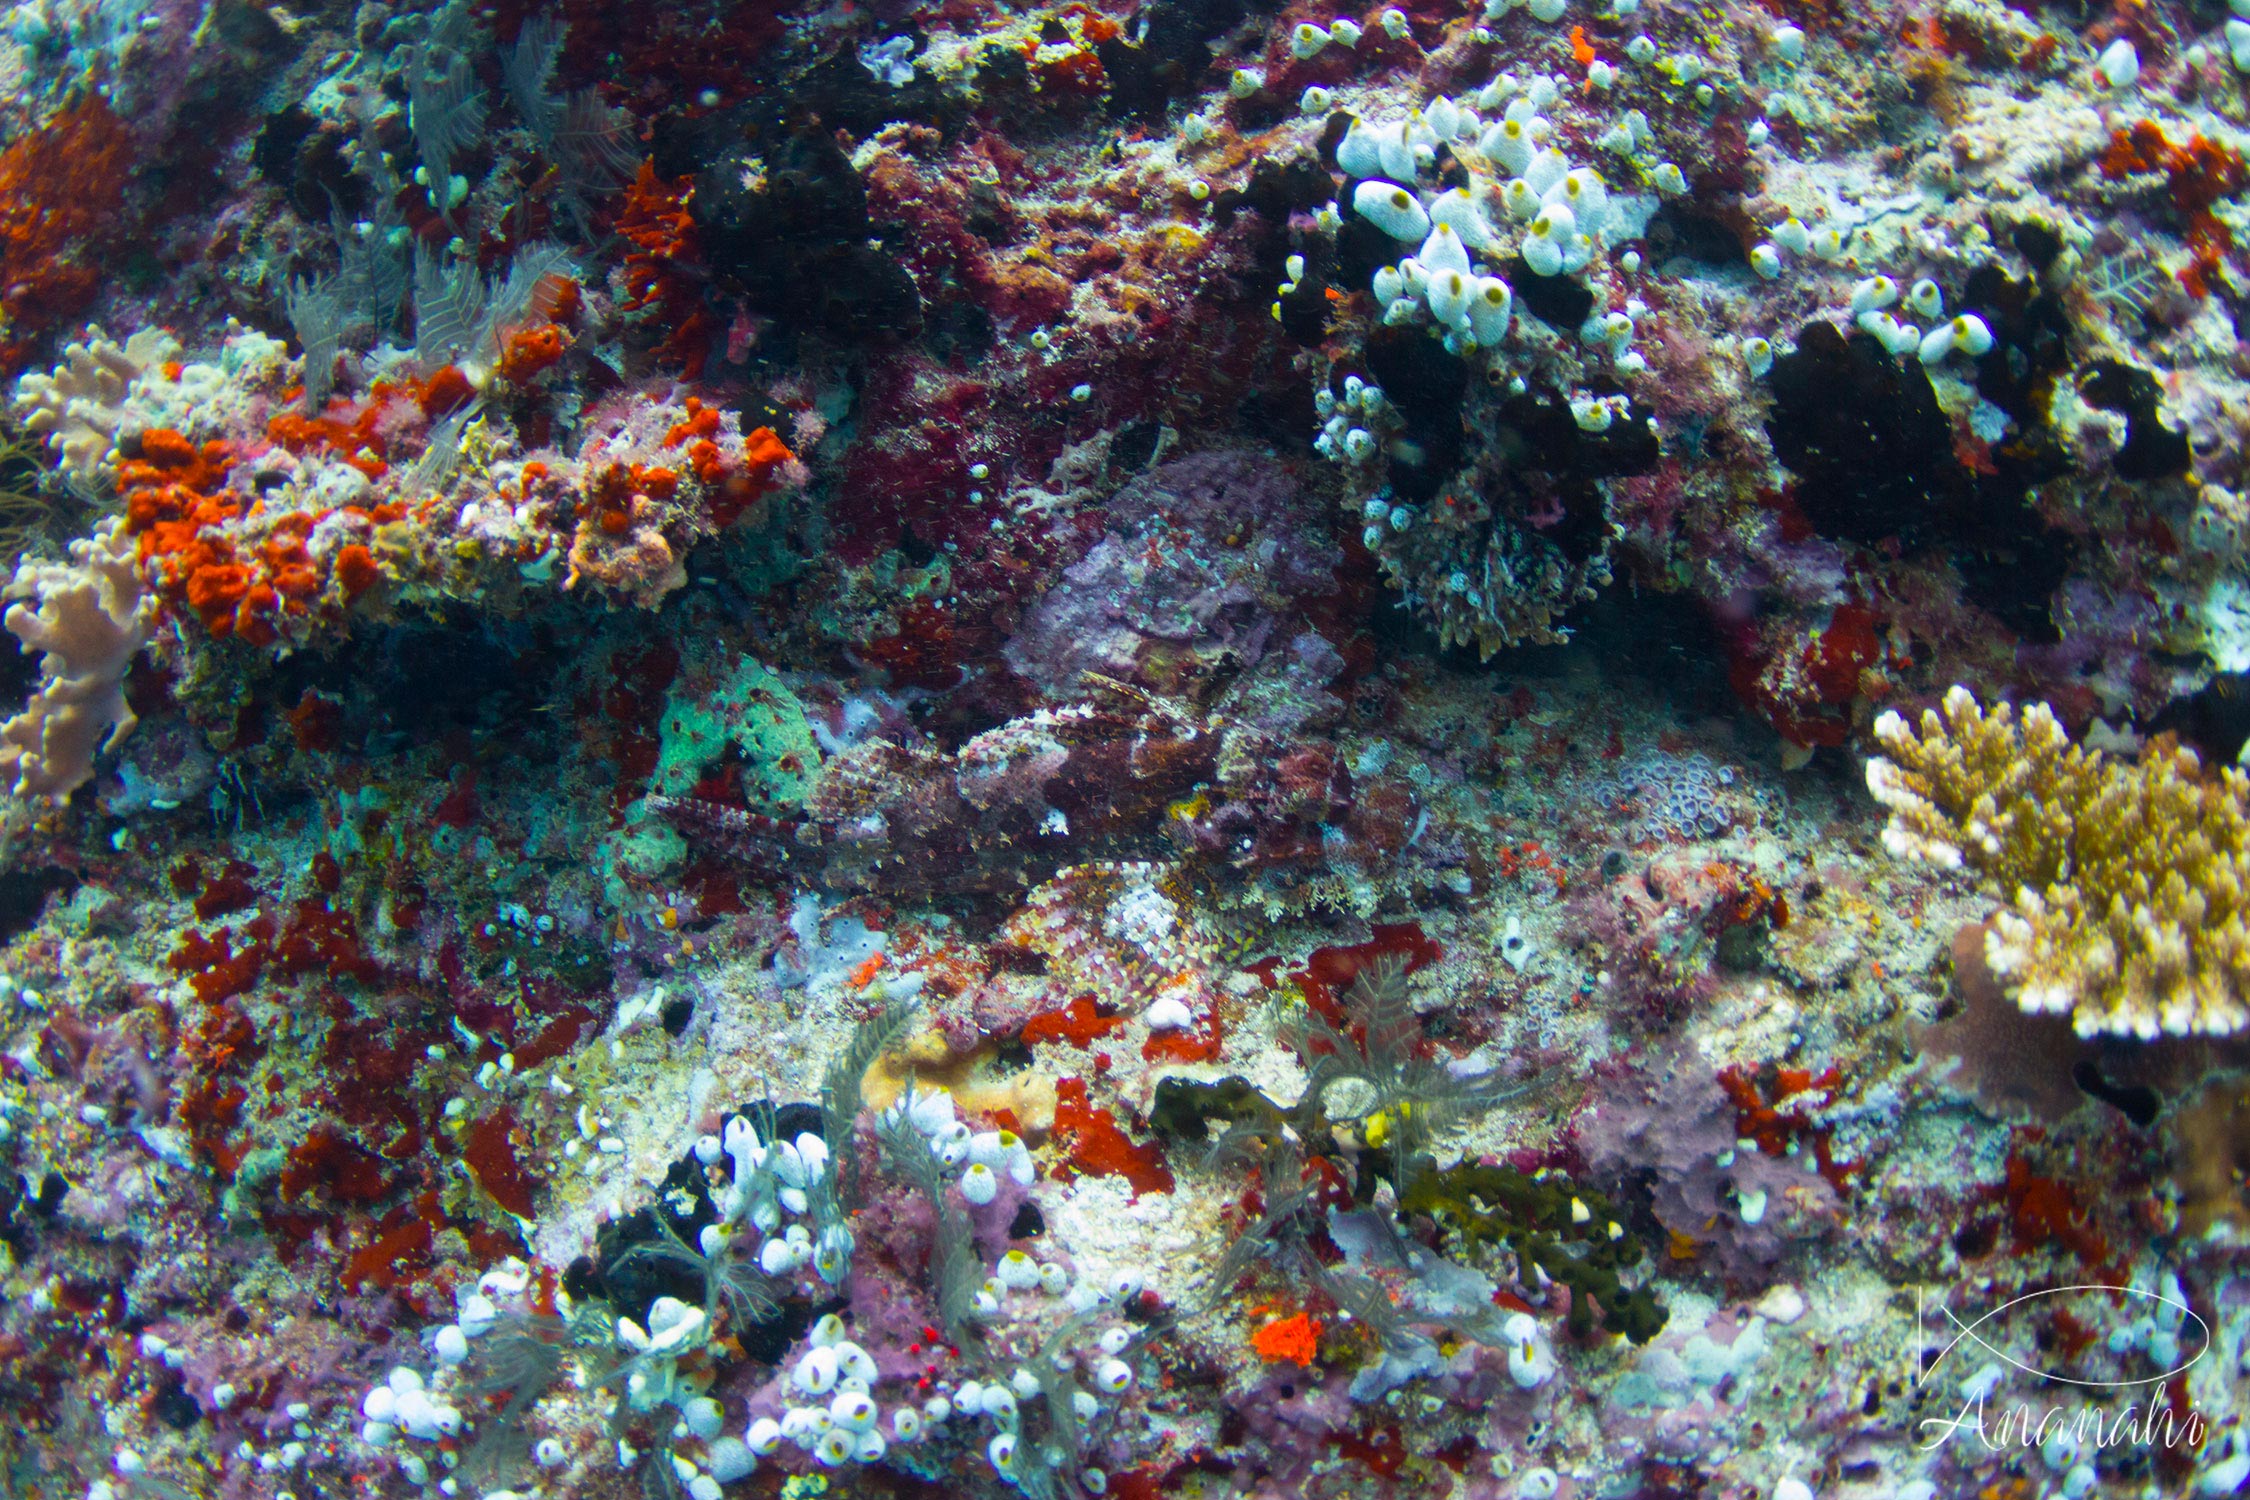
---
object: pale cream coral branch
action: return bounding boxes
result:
[1867,685,2250,1040]
[0,518,154,802]
[10,326,180,483]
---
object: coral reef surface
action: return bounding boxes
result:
[0,0,2247,1496]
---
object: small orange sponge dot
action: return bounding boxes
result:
[1252,1312,1322,1366]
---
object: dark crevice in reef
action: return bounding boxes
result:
[258,619,576,757]
[761,41,969,142]
[1767,323,1967,550]
[692,115,924,345]
[2149,669,2250,765]
[1334,200,1405,298]
[1236,379,1321,453]
[0,867,78,946]
[567,1099,832,1364]
[1948,510,2078,646]
[1217,154,1339,321]
[1095,0,1258,120]
[1361,327,1468,505]
[252,104,364,222]
[1487,388,1659,565]
[1765,316,2082,643]
[1641,203,1748,268]
[1568,588,1744,723]
[0,624,31,707]
[2079,359,2192,481]
[1960,264,2071,430]
[1508,259,1598,329]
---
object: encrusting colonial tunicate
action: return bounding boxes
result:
[793,1346,840,1396]
[960,1160,1000,1204]
[1522,213,1569,276]
[1469,277,1514,344]
[1354,180,1432,242]
[1917,313,1995,364]
[1427,267,1474,331]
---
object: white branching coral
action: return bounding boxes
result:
[11,326,180,482]
[1867,685,2250,1040]
[1,518,154,801]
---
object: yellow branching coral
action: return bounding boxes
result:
[1867,685,2250,1040]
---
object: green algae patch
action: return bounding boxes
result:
[1400,1162,1669,1344]
[648,657,821,810]
[599,655,820,903]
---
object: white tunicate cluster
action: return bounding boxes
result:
[2201,1442,2250,1498]
[353,1259,765,1493]
[759,1317,909,1471]
[878,1082,1038,1214]
[1957,1360,2006,1401]
[710,1110,856,1283]
[993,1249,1046,1291]
[607,1290,751,1500]
[1568,393,1629,432]
[1314,374,1395,470]
[617,1296,706,1362]
[1333,86,1623,348]
[1757,207,1861,287]
[1849,275,1898,317]
[1303,68,1686,474]
[766,1288,1144,1491]
[1916,314,1995,366]
[359,1367,463,1447]
[352,1259,763,1493]
[1287,16,1367,59]
[2107,1273,2195,1370]
[955,1375,1032,1479]
[882,1083,1039,1187]
[357,1260,542,1455]
[1736,206,2001,373]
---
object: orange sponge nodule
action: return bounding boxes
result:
[1252,1312,1322,1366]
